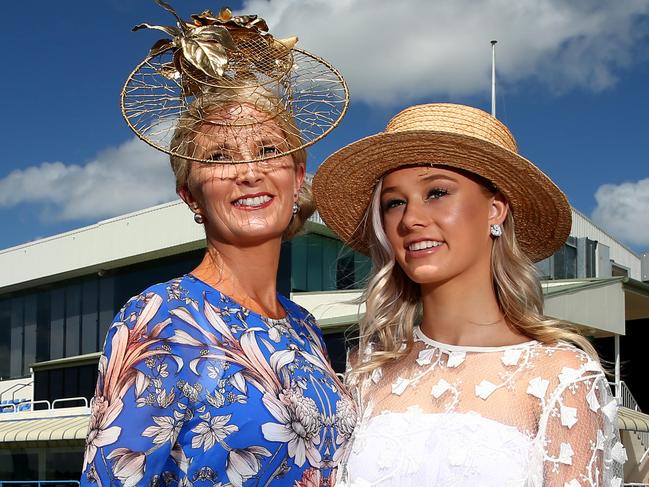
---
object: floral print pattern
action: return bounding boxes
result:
[81,274,354,487]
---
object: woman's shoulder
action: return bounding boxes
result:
[531,340,605,381]
[116,275,199,318]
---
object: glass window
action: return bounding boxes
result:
[565,242,577,279]
[63,366,79,400]
[306,235,324,291]
[50,288,65,360]
[535,257,552,280]
[0,299,10,379]
[65,283,81,357]
[82,279,98,354]
[36,290,51,363]
[23,294,37,375]
[99,275,116,348]
[10,296,24,378]
[291,236,308,292]
[337,254,355,290]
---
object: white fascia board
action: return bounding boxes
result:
[0,200,205,293]
[544,279,625,335]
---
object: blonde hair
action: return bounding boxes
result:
[169,87,314,240]
[353,176,597,376]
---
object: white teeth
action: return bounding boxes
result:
[234,195,272,207]
[408,240,443,251]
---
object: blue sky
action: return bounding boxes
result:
[1,0,649,252]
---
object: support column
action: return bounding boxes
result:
[614,334,621,402]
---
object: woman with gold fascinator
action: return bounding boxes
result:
[80,2,354,486]
[313,103,626,486]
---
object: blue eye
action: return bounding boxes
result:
[382,199,405,211]
[260,146,280,157]
[207,151,232,162]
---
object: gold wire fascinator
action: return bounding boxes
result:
[121,0,349,164]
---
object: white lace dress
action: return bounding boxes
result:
[336,327,626,487]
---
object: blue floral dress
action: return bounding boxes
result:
[80,274,356,487]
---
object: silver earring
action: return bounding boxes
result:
[490,224,502,237]
[292,203,299,215]
[194,213,204,224]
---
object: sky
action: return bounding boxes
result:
[1,0,649,253]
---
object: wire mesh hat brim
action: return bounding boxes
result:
[121,46,349,164]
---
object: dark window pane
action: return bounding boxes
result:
[50,288,65,360]
[49,369,64,403]
[63,367,79,400]
[23,294,37,375]
[10,297,24,377]
[79,364,96,402]
[337,254,355,290]
[36,290,51,363]
[0,299,10,379]
[99,276,115,349]
[33,369,49,403]
[45,447,85,480]
[65,284,81,357]
[554,246,566,279]
[306,235,324,291]
[354,253,372,288]
[81,279,98,354]
[291,236,308,292]
[565,244,577,279]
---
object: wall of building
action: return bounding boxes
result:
[571,209,641,279]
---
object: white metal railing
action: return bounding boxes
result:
[621,381,642,412]
[619,382,649,465]
[0,396,89,415]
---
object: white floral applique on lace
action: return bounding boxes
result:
[338,331,626,487]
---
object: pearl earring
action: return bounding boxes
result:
[194,213,204,224]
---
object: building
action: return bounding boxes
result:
[1,196,648,483]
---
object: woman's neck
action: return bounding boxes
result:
[191,237,285,318]
[419,264,526,347]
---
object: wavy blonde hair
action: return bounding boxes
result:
[352,174,597,376]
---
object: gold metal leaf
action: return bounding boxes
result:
[180,36,229,78]
[274,36,298,50]
[158,63,180,80]
[132,23,182,38]
[149,39,174,57]
[219,7,233,22]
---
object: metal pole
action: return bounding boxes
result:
[491,40,497,117]
[614,334,621,402]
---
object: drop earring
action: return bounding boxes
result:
[194,213,204,224]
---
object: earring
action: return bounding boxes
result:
[490,224,502,237]
[193,213,204,224]
[292,202,300,215]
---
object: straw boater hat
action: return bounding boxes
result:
[121,1,348,164]
[312,103,571,262]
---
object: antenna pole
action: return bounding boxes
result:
[491,40,497,117]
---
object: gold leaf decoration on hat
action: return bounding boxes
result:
[132,1,292,85]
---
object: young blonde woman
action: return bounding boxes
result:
[313,103,625,486]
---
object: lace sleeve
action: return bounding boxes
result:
[538,354,625,486]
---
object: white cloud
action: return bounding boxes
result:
[240,0,649,104]
[0,137,177,222]
[592,178,649,247]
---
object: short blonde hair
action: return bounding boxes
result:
[169,87,314,240]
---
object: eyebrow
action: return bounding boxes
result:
[381,173,458,195]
